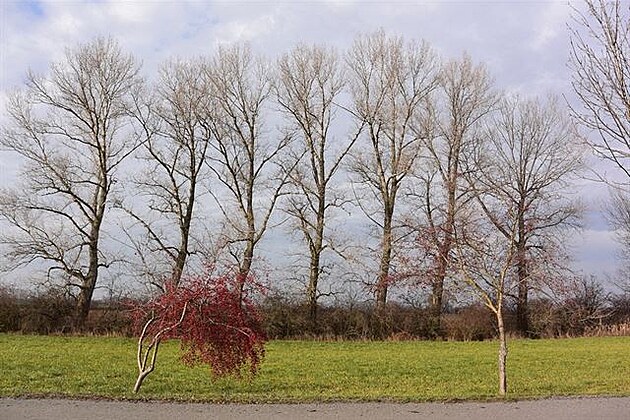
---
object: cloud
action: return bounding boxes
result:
[0,0,622,281]
[529,2,569,51]
[2,2,574,89]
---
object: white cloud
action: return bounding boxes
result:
[108,1,152,24]
[214,12,277,46]
[530,2,569,51]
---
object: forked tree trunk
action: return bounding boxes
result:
[134,303,188,393]
[134,342,159,394]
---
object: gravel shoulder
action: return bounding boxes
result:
[2,396,629,420]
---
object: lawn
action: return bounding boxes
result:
[0,334,628,402]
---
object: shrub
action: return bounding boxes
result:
[443,304,496,341]
[85,299,136,336]
[19,287,74,334]
[131,272,266,392]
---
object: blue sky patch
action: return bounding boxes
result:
[17,0,45,18]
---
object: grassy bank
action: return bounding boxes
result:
[1,334,628,402]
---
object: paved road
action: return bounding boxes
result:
[2,397,629,420]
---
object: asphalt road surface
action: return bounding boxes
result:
[2,397,629,420]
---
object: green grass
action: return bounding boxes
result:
[1,334,629,402]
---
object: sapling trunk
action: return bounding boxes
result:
[497,308,508,396]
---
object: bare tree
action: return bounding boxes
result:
[276,44,359,326]
[570,0,630,294]
[346,30,439,307]
[472,96,583,336]
[0,38,141,327]
[122,59,213,290]
[407,54,496,331]
[569,0,630,181]
[453,209,518,396]
[205,44,291,294]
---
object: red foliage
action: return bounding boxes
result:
[131,272,266,378]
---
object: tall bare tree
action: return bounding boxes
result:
[570,0,630,276]
[569,0,630,181]
[346,30,439,307]
[0,38,141,327]
[472,96,583,336]
[408,54,496,331]
[122,59,214,290]
[277,44,358,326]
[205,45,291,293]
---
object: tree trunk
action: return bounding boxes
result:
[74,150,108,329]
[376,211,393,308]
[497,308,508,396]
[516,219,529,336]
[238,235,255,304]
[74,275,97,329]
[429,247,449,336]
[428,180,456,335]
[307,191,326,329]
[172,238,188,287]
[238,149,256,302]
[74,233,101,329]
[172,178,198,287]
[516,274,529,336]
[429,274,444,320]
[306,253,320,328]
[172,201,194,287]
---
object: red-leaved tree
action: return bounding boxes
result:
[131,272,266,393]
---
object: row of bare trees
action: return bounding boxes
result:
[0,10,621,351]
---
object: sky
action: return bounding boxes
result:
[0,0,625,288]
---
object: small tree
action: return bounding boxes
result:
[131,271,265,393]
[453,214,517,396]
[605,188,630,291]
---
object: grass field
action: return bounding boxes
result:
[1,334,629,402]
